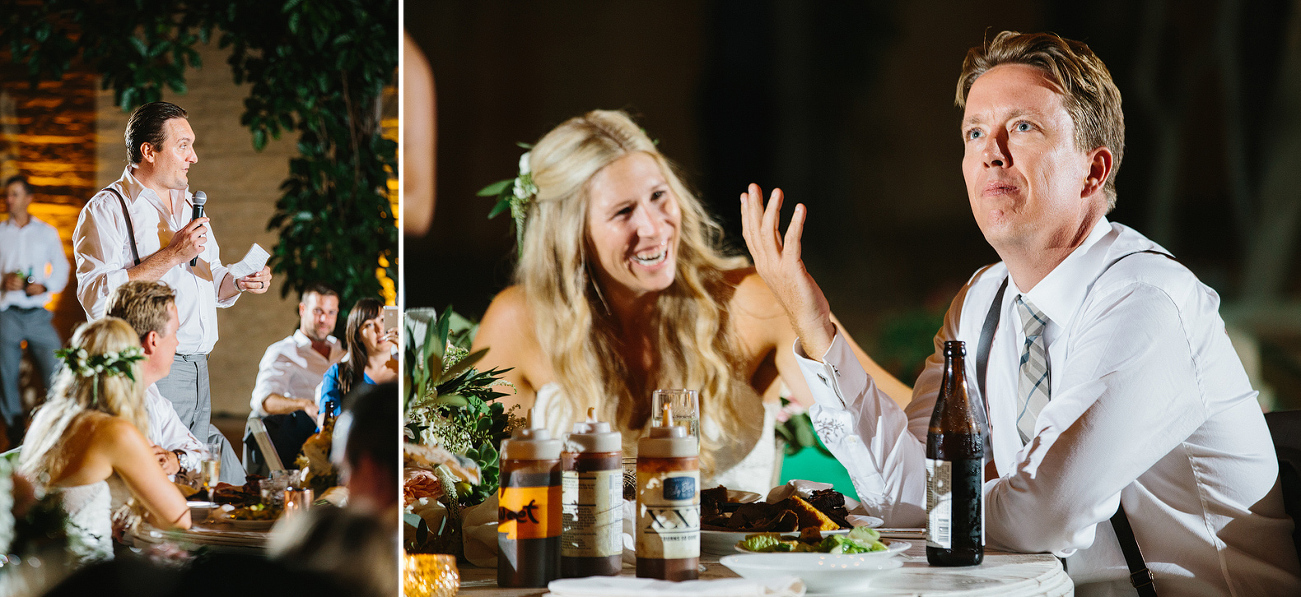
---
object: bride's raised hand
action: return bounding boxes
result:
[739,184,837,359]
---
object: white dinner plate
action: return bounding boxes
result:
[209,517,276,531]
[187,500,217,520]
[720,548,907,594]
[735,538,910,556]
[207,509,278,530]
[700,517,884,556]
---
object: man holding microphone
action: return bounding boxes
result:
[72,101,272,483]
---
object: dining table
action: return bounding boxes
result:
[454,530,1073,597]
[124,501,275,553]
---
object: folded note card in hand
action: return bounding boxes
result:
[228,243,270,279]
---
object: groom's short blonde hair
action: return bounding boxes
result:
[107,281,176,341]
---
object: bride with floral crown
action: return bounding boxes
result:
[19,317,190,563]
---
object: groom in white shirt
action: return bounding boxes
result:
[106,281,205,479]
[741,31,1301,596]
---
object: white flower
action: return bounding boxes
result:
[512,152,535,201]
[517,151,531,176]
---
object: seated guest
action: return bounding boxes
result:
[741,31,1301,594]
[267,505,397,597]
[264,383,398,597]
[250,283,343,419]
[318,298,395,418]
[472,110,910,492]
[19,318,190,564]
[106,281,204,480]
[332,382,398,512]
[245,284,343,473]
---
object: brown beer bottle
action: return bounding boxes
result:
[498,409,563,587]
[926,340,984,566]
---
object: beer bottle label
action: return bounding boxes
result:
[561,469,624,557]
[499,484,562,540]
[636,470,700,559]
[926,458,952,549]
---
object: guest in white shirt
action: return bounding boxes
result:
[106,281,205,479]
[740,31,1301,596]
[0,175,70,446]
[250,283,343,419]
[72,101,272,484]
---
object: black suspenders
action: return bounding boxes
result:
[102,187,141,266]
[973,250,1168,596]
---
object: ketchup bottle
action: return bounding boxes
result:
[636,404,700,581]
[498,409,562,587]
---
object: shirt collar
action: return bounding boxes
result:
[292,328,339,349]
[120,166,190,218]
[1010,217,1116,328]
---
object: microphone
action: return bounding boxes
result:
[190,191,207,267]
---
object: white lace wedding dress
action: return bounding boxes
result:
[56,480,114,563]
[534,383,779,493]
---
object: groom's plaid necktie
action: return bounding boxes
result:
[1015,296,1050,444]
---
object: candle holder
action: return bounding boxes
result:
[403,553,459,597]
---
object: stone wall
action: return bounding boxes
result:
[95,41,300,416]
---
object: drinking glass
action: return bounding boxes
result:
[284,487,314,517]
[201,440,222,491]
[652,389,699,442]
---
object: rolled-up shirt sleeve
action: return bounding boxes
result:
[983,281,1209,555]
[250,346,290,417]
[146,387,206,476]
[205,225,239,309]
[42,225,70,295]
[72,195,132,320]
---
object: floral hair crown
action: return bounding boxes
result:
[478,143,536,257]
[55,345,146,406]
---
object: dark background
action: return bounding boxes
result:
[406,0,1301,408]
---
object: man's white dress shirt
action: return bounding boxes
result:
[145,383,204,475]
[250,329,344,417]
[798,219,1301,596]
[0,216,69,310]
[72,167,239,354]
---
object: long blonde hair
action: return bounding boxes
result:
[518,110,750,476]
[21,318,150,486]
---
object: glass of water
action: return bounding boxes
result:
[652,389,699,443]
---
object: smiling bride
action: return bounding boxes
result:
[471,110,910,491]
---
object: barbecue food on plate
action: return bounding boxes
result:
[780,496,841,532]
[806,488,851,528]
[700,484,852,532]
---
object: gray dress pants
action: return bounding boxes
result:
[155,354,246,484]
[0,307,61,427]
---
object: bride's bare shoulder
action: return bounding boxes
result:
[726,268,788,321]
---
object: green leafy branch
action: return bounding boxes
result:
[404,308,520,507]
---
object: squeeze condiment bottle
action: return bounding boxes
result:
[636,404,700,581]
[560,407,624,578]
[498,409,562,588]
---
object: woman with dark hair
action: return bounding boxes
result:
[318,299,396,417]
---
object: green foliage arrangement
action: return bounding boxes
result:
[0,0,398,319]
[404,308,521,508]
